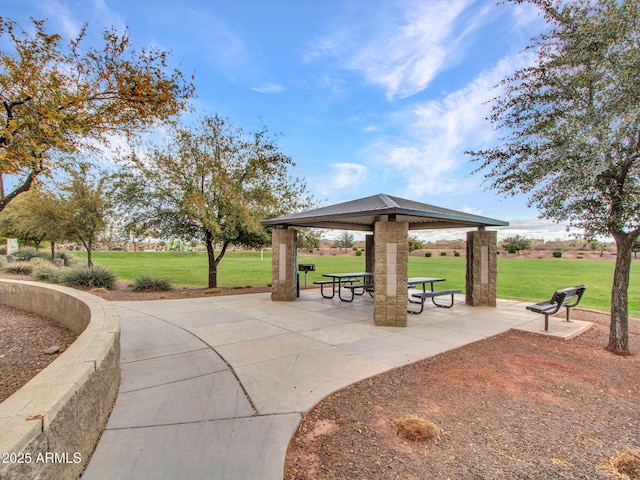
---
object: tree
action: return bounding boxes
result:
[408,235,425,252]
[297,229,321,252]
[0,18,194,212]
[333,231,354,251]
[0,185,66,256]
[0,187,47,249]
[58,166,112,268]
[633,237,640,259]
[114,114,312,288]
[468,0,639,354]
[502,235,531,255]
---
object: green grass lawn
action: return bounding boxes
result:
[76,251,639,316]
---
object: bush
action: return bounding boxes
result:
[3,263,33,275]
[62,265,116,290]
[55,252,76,266]
[355,249,362,257]
[13,248,44,261]
[553,251,563,258]
[425,251,432,257]
[34,266,63,284]
[130,276,173,292]
[453,250,460,257]
[440,251,447,256]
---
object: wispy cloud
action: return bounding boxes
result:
[36,0,125,39]
[305,1,491,100]
[361,52,533,198]
[251,84,286,94]
[314,163,368,198]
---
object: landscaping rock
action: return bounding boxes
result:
[43,345,61,355]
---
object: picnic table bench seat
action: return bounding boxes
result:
[408,289,462,314]
[313,279,356,298]
[526,285,586,332]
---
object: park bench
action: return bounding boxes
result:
[526,285,586,332]
[408,289,462,314]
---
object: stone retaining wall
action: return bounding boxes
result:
[0,280,120,480]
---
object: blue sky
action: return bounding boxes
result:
[2,0,580,240]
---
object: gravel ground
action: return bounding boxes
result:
[285,317,640,480]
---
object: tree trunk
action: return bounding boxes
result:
[84,240,94,268]
[50,242,56,264]
[205,233,229,289]
[607,233,632,355]
[205,237,218,288]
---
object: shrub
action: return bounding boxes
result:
[13,248,44,261]
[425,251,432,257]
[552,251,563,258]
[130,275,173,292]
[55,252,76,266]
[3,263,33,275]
[34,266,63,284]
[355,249,362,257]
[440,251,447,256]
[28,257,48,266]
[62,265,116,290]
[453,250,460,257]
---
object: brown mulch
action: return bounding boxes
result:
[0,304,78,403]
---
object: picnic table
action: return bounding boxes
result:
[316,274,449,304]
[407,277,446,295]
[316,272,374,302]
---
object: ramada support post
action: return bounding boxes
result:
[466,227,498,307]
[271,227,297,301]
[374,217,408,326]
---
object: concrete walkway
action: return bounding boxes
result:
[81,290,590,480]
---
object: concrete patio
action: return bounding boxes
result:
[81,289,591,480]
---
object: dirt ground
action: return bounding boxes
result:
[284,314,640,480]
[2,274,639,479]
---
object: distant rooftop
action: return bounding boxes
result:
[262,194,509,231]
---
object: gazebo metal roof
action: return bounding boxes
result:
[262,194,509,231]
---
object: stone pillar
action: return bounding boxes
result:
[374,220,408,326]
[271,228,297,301]
[365,234,375,275]
[466,229,497,307]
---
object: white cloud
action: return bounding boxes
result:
[495,219,582,241]
[362,52,533,199]
[251,84,286,94]
[314,163,368,198]
[330,163,368,189]
[306,1,492,100]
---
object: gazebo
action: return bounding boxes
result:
[262,194,508,327]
